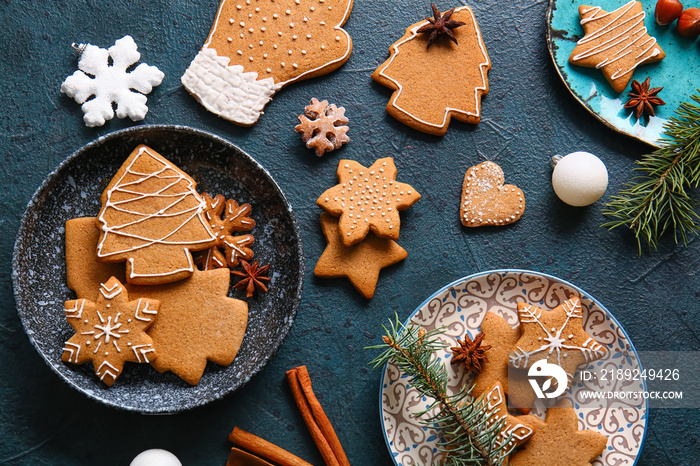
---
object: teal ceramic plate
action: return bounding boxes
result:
[547,0,700,147]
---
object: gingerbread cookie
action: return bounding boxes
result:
[569,1,665,93]
[481,382,536,456]
[195,193,256,271]
[460,161,525,227]
[62,276,159,386]
[317,158,420,246]
[471,312,536,413]
[295,97,350,156]
[314,213,407,299]
[510,399,608,466]
[66,217,249,385]
[96,145,217,285]
[371,5,490,135]
[181,0,353,126]
[509,298,607,389]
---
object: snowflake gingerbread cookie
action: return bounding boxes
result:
[295,98,349,156]
[61,35,164,127]
[181,0,353,126]
[62,277,159,386]
[509,297,608,389]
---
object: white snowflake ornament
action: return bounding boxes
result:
[61,35,164,127]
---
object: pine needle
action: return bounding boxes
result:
[367,315,514,466]
[602,91,700,252]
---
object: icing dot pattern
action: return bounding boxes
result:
[317,158,421,246]
[460,161,525,228]
[206,0,352,82]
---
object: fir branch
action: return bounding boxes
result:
[603,92,700,251]
[368,315,514,466]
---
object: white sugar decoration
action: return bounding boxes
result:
[61,35,164,127]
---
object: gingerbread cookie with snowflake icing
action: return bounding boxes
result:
[62,277,159,386]
[317,158,421,246]
[371,5,490,135]
[509,298,607,388]
[569,1,665,93]
[181,0,353,126]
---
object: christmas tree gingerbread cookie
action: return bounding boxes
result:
[62,277,159,386]
[372,4,491,136]
[181,0,353,126]
[569,1,665,93]
[96,145,217,285]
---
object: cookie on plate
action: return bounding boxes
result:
[569,1,665,93]
[96,145,217,285]
[62,276,159,386]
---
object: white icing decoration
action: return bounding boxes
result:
[132,344,156,363]
[60,35,164,127]
[99,281,122,299]
[63,342,81,363]
[485,384,534,449]
[181,48,281,126]
[374,6,490,130]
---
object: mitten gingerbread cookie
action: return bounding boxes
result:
[96,145,217,285]
[182,0,353,126]
[372,5,490,136]
[569,1,665,93]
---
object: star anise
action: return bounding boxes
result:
[232,260,271,298]
[416,3,466,48]
[450,332,491,372]
[623,77,665,119]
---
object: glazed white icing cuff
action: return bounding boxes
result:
[181,48,281,126]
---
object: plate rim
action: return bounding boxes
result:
[11,124,305,414]
[378,268,648,465]
[545,0,662,149]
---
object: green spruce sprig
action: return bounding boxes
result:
[368,315,514,466]
[603,91,700,252]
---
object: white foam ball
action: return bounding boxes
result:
[130,449,182,466]
[552,151,608,207]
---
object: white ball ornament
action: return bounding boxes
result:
[130,449,182,466]
[551,151,608,206]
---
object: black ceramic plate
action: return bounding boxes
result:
[12,125,304,414]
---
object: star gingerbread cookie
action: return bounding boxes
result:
[62,277,159,386]
[372,5,491,135]
[317,158,420,246]
[509,298,608,389]
[569,1,665,93]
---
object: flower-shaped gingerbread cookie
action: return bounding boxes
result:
[181,0,353,126]
[317,158,420,246]
[62,277,159,386]
[372,5,490,135]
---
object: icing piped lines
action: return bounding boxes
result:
[132,344,156,363]
[100,281,123,299]
[63,342,81,363]
[65,300,85,319]
[97,361,120,383]
[134,299,158,322]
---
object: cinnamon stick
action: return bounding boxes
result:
[228,427,313,466]
[286,365,350,466]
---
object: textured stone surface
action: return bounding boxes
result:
[1,0,699,464]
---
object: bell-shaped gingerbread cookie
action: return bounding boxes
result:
[372,5,490,136]
[182,0,353,126]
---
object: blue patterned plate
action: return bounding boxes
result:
[547,0,700,147]
[379,270,647,465]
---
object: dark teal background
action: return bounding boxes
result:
[1,0,699,464]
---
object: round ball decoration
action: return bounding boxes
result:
[130,449,182,466]
[551,151,609,207]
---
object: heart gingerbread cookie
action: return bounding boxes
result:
[460,161,525,227]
